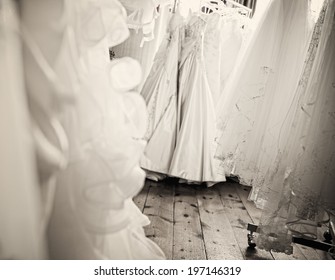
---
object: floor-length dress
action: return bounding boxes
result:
[215,0,313,186]
[140,11,184,180]
[254,0,335,254]
[169,14,226,185]
[47,0,165,260]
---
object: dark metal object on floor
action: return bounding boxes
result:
[247,220,335,259]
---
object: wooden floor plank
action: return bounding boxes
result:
[218,182,274,260]
[142,179,175,260]
[196,186,244,260]
[173,184,206,260]
[234,184,261,224]
[138,179,329,260]
[133,180,150,212]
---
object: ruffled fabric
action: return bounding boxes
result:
[46,0,165,260]
[111,4,171,91]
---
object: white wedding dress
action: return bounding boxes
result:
[215,0,313,187]
[140,11,184,180]
[203,10,245,104]
[254,0,335,254]
[46,0,165,259]
[169,14,226,185]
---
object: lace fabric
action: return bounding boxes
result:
[139,11,184,178]
[215,0,313,187]
[254,0,335,254]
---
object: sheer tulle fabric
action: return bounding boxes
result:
[140,12,184,180]
[169,15,226,185]
[47,0,165,259]
[255,0,335,254]
[215,0,313,187]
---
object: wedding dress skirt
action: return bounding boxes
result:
[169,15,226,185]
[47,0,165,260]
[254,0,335,254]
[215,0,313,187]
[140,12,184,181]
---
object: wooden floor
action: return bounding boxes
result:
[134,178,332,260]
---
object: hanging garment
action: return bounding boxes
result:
[219,13,246,96]
[47,0,165,260]
[0,0,46,260]
[112,2,171,91]
[215,0,313,186]
[203,13,222,103]
[169,14,226,185]
[118,0,169,45]
[140,11,184,181]
[203,10,245,104]
[254,0,335,254]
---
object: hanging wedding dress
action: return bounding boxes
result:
[218,12,246,96]
[203,12,222,104]
[140,10,184,181]
[169,14,226,185]
[203,9,245,104]
[47,0,165,259]
[0,0,46,259]
[215,0,313,186]
[254,0,335,254]
[112,0,171,91]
